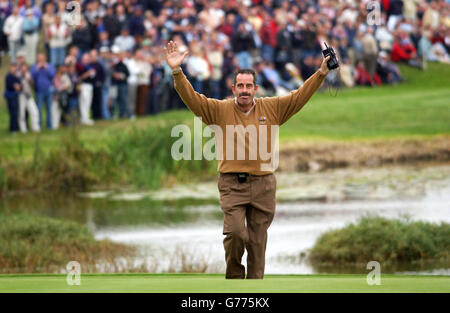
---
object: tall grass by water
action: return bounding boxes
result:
[309,216,450,266]
[0,121,217,196]
[0,213,135,273]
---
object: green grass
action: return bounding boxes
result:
[1,63,449,161]
[0,273,448,293]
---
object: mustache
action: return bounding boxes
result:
[239,93,251,97]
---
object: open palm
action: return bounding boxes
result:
[165,40,189,70]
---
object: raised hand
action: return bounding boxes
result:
[164,40,189,70]
[319,56,331,75]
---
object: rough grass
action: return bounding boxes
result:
[309,216,450,266]
[0,121,217,195]
[0,214,135,273]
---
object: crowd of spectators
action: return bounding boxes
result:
[1,0,449,133]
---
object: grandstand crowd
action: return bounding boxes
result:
[1,0,449,133]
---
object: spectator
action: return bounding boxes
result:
[232,23,255,69]
[52,64,72,129]
[206,41,224,99]
[18,62,40,133]
[71,17,94,57]
[3,6,23,63]
[275,22,293,72]
[403,0,419,22]
[22,8,39,65]
[114,27,135,53]
[67,62,81,125]
[48,15,70,67]
[103,5,121,42]
[19,0,41,20]
[31,53,55,129]
[56,1,72,26]
[65,45,79,65]
[422,1,440,30]
[42,2,56,58]
[300,55,316,80]
[96,31,111,50]
[134,49,152,116]
[219,13,236,38]
[128,5,146,38]
[338,58,356,88]
[124,50,139,118]
[186,43,210,94]
[0,0,446,134]
[391,34,422,68]
[0,0,12,64]
[361,27,379,77]
[353,30,365,64]
[375,25,394,51]
[355,60,381,87]
[98,46,112,119]
[387,0,404,31]
[259,10,277,63]
[111,48,130,118]
[4,63,21,133]
[77,53,95,125]
[262,61,295,94]
[377,50,404,84]
[89,49,105,120]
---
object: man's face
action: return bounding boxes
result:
[37,54,46,64]
[232,73,258,107]
[90,51,98,62]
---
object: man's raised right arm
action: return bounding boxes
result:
[165,41,218,125]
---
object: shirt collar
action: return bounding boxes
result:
[234,97,256,116]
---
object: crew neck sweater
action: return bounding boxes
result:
[173,69,326,175]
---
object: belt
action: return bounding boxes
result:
[221,172,255,183]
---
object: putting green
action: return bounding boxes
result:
[0,274,448,293]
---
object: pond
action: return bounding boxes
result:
[2,163,449,275]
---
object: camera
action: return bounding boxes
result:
[322,42,339,70]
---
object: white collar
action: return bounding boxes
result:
[234,97,256,116]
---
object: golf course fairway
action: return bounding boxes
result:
[0,274,448,293]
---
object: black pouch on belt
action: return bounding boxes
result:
[237,173,248,183]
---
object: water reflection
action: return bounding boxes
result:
[1,164,449,274]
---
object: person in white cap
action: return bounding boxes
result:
[22,8,39,65]
[3,6,23,63]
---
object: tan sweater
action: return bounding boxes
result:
[173,69,326,175]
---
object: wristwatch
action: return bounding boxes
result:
[172,67,182,74]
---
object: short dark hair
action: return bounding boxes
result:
[233,69,257,86]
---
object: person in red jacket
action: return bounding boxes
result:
[355,61,382,86]
[390,35,423,68]
[259,10,278,62]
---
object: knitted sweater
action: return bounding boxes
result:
[173,69,326,175]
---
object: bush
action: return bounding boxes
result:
[0,214,135,273]
[309,216,450,265]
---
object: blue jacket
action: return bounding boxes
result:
[30,63,55,92]
[4,73,20,99]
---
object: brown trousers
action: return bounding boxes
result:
[218,173,276,279]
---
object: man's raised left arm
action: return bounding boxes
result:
[276,56,330,125]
